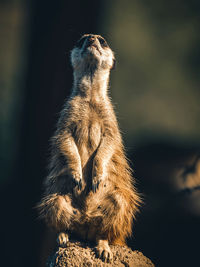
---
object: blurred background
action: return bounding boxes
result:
[1,0,200,266]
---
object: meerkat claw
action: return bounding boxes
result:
[102,250,113,263]
[96,241,113,263]
[77,179,82,190]
[92,179,101,193]
[71,173,82,190]
[57,232,69,247]
[72,178,82,190]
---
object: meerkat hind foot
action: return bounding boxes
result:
[57,232,69,247]
[96,239,113,263]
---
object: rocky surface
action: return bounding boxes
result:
[47,241,154,267]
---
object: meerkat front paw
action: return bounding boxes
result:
[71,172,82,190]
[92,162,105,193]
[92,175,102,193]
[57,232,69,247]
[96,239,113,263]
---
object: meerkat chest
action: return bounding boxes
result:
[74,109,102,151]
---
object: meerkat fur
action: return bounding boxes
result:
[37,34,141,262]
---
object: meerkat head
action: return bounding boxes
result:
[71,34,115,73]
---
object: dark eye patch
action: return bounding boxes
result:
[98,37,108,47]
[76,37,86,48]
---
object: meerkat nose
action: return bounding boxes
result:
[88,35,95,41]
[86,36,97,47]
[89,39,94,44]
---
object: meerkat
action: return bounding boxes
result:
[38,34,141,262]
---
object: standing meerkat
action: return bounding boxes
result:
[38,34,141,262]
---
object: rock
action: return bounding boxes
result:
[47,241,154,267]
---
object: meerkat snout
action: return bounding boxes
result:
[71,34,115,71]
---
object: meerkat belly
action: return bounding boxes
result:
[88,121,101,149]
[76,120,101,166]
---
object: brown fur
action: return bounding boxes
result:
[37,34,141,261]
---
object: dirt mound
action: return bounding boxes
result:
[47,241,154,267]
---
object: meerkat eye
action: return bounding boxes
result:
[98,37,108,47]
[76,37,86,48]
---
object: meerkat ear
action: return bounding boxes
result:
[111,58,116,70]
